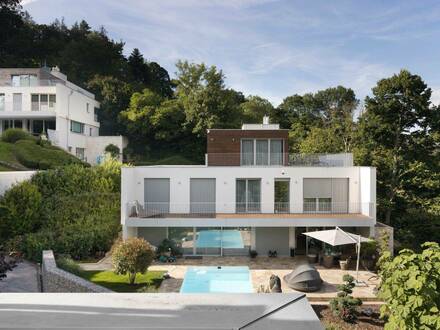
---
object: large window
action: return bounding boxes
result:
[303,178,349,213]
[70,120,84,134]
[236,179,261,213]
[0,94,4,111]
[240,139,284,166]
[190,178,216,214]
[274,179,290,213]
[11,74,37,87]
[31,94,56,111]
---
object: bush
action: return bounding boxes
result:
[112,238,155,285]
[378,242,440,329]
[104,144,120,158]
[329,274,362,323]
[0,181,42,240]
[56,256,82,276]
[1,128,33,143]
[14,140,84,170]
[1,163,122,262]
[156,238,181,257]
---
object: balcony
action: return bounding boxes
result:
[0,79,58,87]
[127,202,373,219]
[206,153,353,167]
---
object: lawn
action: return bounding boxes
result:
[79,270,166,292]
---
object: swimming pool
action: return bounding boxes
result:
[180,266,254,293]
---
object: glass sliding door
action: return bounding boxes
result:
[190,178,216,214]
[195,227,222,255]
[274,179,289,213]
[255,140,268,165]
[241,139,254,165]
[236,179,261,213]
[270,139,283,165]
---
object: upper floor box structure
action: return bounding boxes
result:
[122,118,376,257]
[0,67,127,164]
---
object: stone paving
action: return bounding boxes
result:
[82,256,380,300]
[0,260,40,292]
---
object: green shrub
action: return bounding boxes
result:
[112,238,155,285]
[329,274,362,323]
[156,238,181,256]
[1,128,33,143]
[56,256,83,276]
[104,144,120,158]
[0,181,42,240]
[14,140,84,169]
[378,242,440,330]
[21,230,55,263]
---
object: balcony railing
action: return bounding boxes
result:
[127,202,373,218]
[0,79,59,87]
[206,153,353,167]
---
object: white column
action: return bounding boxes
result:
[288,227,296,249]
[251,227,256,250]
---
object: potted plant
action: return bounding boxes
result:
[249,250,258,258]
[322,245,334,268]
[339,256,350,270]
[307,238,318,263]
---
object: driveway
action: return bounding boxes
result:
[0,260,40,292]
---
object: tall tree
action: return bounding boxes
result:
[240,95,275,123]
[175,60,244,137]
[355,70,437,224]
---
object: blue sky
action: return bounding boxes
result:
[22,0,440,106]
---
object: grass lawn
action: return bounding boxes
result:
[79,270,166,292]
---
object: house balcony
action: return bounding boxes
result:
[125,202,375,228]
[205,153,353,167]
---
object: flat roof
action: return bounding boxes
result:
[0,293,322,330]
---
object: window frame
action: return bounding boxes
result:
[70,120,85,134]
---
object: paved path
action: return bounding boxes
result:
[0,260,40,292]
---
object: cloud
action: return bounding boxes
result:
[22,0,440,106]
[21,0,39,5]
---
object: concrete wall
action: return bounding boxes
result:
[41,250,111,293]
[0,171,36,196]
[255,227,289,256]
[137,227,167,247]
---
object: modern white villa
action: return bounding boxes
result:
[0,67,127,164]
[121,118,377,257]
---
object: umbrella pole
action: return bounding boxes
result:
[356,237,360,282]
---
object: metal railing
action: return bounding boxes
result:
[205,153,353,167]
[0,79,59,87]
[127,201,373,218]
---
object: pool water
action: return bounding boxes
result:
[180,266,254,293]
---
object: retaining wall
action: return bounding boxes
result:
[41,250,111,292]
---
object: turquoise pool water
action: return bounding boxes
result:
[180,266,253,293]
[196,230,244,248]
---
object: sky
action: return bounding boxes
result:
[22,0,440,107]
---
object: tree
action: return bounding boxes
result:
[104,144,120,158]
[175,60,244,137]
[87,75,133,135]
[355,70,437,224]
[378,242,440,330]
[112,238,155,285]
[240,95,275,123]
[277,87,357,153]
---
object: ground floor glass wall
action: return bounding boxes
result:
[168,227,251,256]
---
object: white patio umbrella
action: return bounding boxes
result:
[303,227,370,283]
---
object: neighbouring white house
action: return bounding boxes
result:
[0,67,128,164]
[121,117,379,257]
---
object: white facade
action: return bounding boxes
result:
[0,68,126,164]
[121,162,376,256]
[0,170,36,195]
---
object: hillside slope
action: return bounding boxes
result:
[0,139,86,171]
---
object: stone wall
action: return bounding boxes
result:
[41,250,111,292]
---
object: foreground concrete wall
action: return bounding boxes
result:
[0,171,36,196]
[41,250,111,293]
[255,227,289,256]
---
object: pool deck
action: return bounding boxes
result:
[81,256,380,301]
